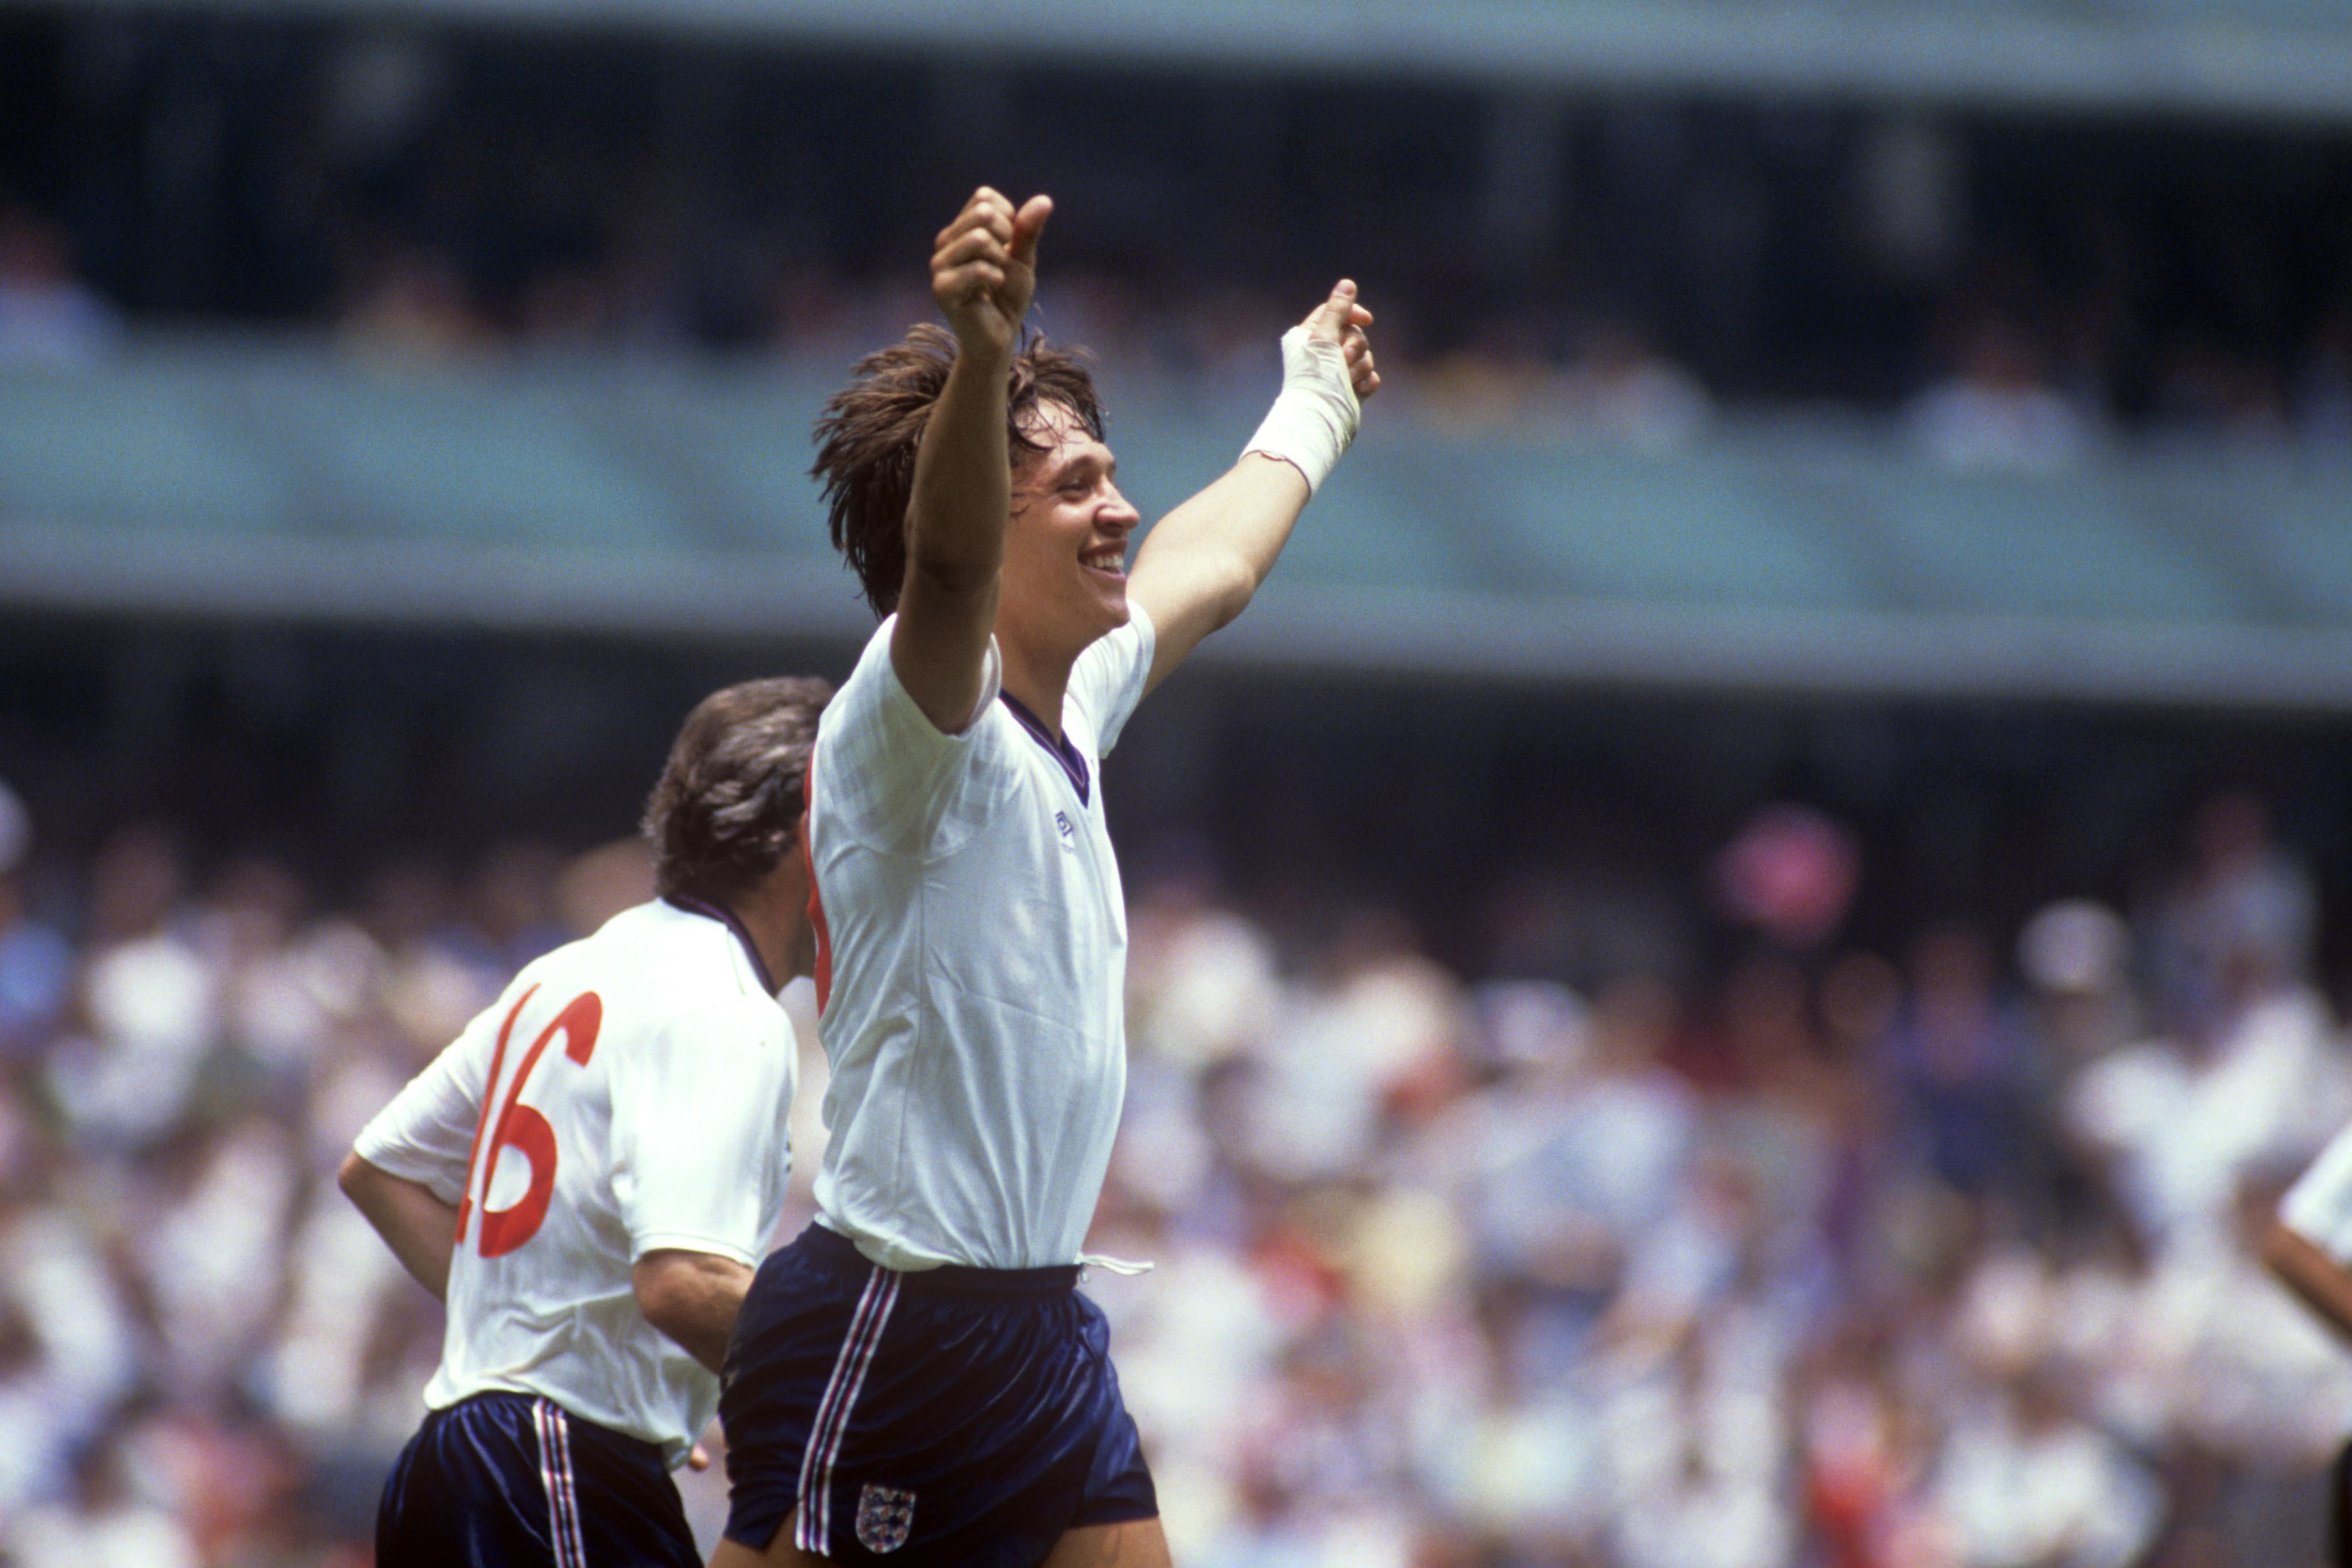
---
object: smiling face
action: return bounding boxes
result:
[996,401,1140,667]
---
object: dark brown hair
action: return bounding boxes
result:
[812,323,1105,616]
[643,676,833,903]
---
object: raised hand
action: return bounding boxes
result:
[1302,279,1380,401]
[931,186,1052,361]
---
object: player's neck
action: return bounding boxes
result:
[996,638,1076,741]
[721,867,814,994]
[737,903,799,995]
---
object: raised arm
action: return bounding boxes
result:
[1129,281,1379,693]
[891,186,1053,733]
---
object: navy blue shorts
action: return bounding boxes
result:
[720,1225,1157,1566]
[377,1391,699,1568]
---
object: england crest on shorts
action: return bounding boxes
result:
[855,1484,916,1553]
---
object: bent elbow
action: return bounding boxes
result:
[636,1294,688,1346]
[632,1252,751,1370]
[630,1261,699,1342]
[632,1276,715,1367]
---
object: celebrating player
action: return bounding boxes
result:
[342,676,831,1568]
[712,189,1376,1567]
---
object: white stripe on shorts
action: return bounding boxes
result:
[535,1398,589,1568]
[794,1268,902,1554]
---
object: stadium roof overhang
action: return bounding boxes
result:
[7,338,2352,711]
[16,524,2352,711]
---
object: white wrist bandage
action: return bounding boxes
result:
[1242,324,1361,495]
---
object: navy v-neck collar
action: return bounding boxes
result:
[998,691,1091,806]
[664,894,782,996]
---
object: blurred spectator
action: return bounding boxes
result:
[2068,796,2344,1247]
[1414,316,1715,450]
[3,1429,201,1568]
[517,262,617,349]
[2068,973,2343,1246]
[2154,335,2293,448]
[2149,790,2319,1044]
[47,824,216,1148]
[1908,318,2096,472]
[1549,322,1714,454]
[1415,317,1549,434]
[0,206,120,369]
[0,781,71,1061]
[337,247,488,363]
[1888,923,2034,1203]
[454,838,567,976]
[2019,899,2137,1066]
[1231,908,1466,1185]
[1459,971,1698,1314]
[2020,900,2141,1233]
[1128,854,1282,1075]
[1930,1362,2161,1568]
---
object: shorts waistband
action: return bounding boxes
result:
[800,1222,1080,1299]
[434,1390,667,1465]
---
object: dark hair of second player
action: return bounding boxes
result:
[643,676,833,905]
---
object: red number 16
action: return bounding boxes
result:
[457,986,603,1259]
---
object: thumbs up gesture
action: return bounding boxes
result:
[931,186,1053,360]
[1302,278,1380,401]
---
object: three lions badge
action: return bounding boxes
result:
[855,1484,916,1553]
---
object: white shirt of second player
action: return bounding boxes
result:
[355,899,798,1467]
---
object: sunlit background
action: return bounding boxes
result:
[6,0,2352,1563]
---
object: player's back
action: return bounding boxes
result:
[369,899,794,1465]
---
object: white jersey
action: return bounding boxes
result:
[354,899,795,1466]
[2285,1120,2352,1264]
[806,608,1154,1271]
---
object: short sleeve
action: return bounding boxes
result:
[1065,602,1156,757]
[2284,1122,2352,1264]
[608,1001,794,1266]
[353,1004,500,1205]
[814,616,1008,854]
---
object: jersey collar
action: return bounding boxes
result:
[663,894,782,996]
[997,692,1091,806]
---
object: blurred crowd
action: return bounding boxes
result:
[0,764,2347,1567]
[6,13,2352,464]
[1100,791,2351,1568]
